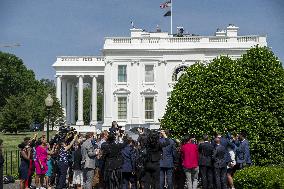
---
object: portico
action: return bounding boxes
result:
[53,56,105,128]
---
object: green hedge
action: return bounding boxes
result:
[234,166,284,189]
[161,47,284,166]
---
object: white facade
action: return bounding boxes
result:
[53,24,267,131]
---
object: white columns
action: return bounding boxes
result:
[90,75,98,125]
[103,61,113,126]
[61,79,67,118]
[131,61,140,123]
[66,82,71,124]
[56,75,62,103]
[76,75,84,125]
[71,83,76,124]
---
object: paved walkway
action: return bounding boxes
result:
[3,181,20,189]
[3,181,203,189]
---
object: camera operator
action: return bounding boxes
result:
[121,137,137,189]
[101,133,128,189]
[159,130,177,189]
[109,121,119,135]
[144,130,170,189]
[55,134,77,189]
[136,127,148,188]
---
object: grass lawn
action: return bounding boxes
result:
[0,131,57,150]
[0,131,57,177]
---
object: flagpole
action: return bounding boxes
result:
[171,0,173,34]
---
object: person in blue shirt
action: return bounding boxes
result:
[159,130,176,189]
[236,131,251,169]
[121,137,137,189]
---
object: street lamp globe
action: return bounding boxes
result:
[45,94,53,143]
[45,94,54,107]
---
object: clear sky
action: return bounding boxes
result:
[1,0,283,80]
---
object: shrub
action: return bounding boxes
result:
[234,166,284,189]
[161,46,284,166]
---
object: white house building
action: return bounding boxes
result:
[53,24,267,131]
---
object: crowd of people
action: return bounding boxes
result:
[1,121,252,189]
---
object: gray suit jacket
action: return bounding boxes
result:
[81,138,97,169]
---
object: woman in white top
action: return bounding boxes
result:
[227,146,236,189]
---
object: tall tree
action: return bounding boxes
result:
[0,51,36,108]
[0,52,63,132]
[0,94,33,133]
[162,46,284,165]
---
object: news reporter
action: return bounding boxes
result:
[144,130,170,189]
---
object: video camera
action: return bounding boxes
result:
[49,126,77,146]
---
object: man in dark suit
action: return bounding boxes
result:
[159,130,176,189]
[212,132,233,164]
[102,134,128,189]
[144,130,170,189]
[198,135,214,189]
[236,131,251,169]
[213,137,228,189]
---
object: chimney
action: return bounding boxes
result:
[226,24,239,37]
[215,28,226,37]
[130,28,144,37]
[156,25,161,32]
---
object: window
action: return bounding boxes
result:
[118,97,127,119]
[172,65,188,81]
[145,97,154,120]
[145,65,154,82]
[118,65,127,82]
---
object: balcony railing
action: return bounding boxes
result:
[56,56,104,62]
[105,35,265,45]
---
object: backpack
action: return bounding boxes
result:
[3,175,15,184]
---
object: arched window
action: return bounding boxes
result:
[172,65,188,81]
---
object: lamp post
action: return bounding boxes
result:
[45,94,54,143]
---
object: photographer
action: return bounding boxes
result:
[55,134,77,189]
[0,139,4,189]
[160,130,177,189]
[101,133,128,189]
[109,121,119,135]
[121,137,137,189]
[144,130,170,189]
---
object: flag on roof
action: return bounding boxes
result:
[160,0,171,9]
[164,10,171,17]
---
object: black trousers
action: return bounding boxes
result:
[144,162,160,189]
[56,162,69,189]
[0,166,3,189]
[214,167,227,189]
[122,172,137,189]
[199,166,213,189]
[104,169,122,189]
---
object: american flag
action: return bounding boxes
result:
[160,0,171,9]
